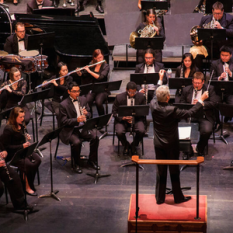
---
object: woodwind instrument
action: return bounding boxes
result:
[0,154,13,181]
[129,98,134,136]
[223,62,229,81]
[192,88,198,104]
[0,78,23,92]
[77,97,86,123]
[35,60,106,89]
[23,126,35,163]
[180,63,184,78]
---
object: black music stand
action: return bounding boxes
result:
[82,114,112,184]
[38,127,63,201]
[9,142,38,221]
[0,107,14,127]
[118,105,149,168]
[198,28,226,62]
[20,88,51,142]
[91,80,122,139]
[205,0,232,14]
[135,37,164,50]
[79,83,93,96]
[33,8,75,16]
[141,0,169,11]
[209,80,233,144]
[169,78,192,92]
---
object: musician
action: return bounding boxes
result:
[0,142,34,211]
[4,22,28,55]
[1,107,41,196]
[198,1,233,60]
[0,67,30,125]
[193,0,206,14]
[150,85,208,204]
[135,8,165,63]
[138,0,170,11]
[42,62,73,118]
[0,0,18,5]
[210,46,233,122]
[112,81,146,156]
[76,0,104,14]
[135,48,167,103]
[179,72,219,156]
[59,82,100,174]
[77,49,109,116]
[27,0,53,14]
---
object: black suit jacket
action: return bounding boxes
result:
[112,92,146,123]
[135,61,167,85]
[27,0,53,14]
[59,96,91,145]
[175,65,199,78]
[150,99,203,149]
[179,84,219,123]
[210,59,233,80]
[4,34,28,55]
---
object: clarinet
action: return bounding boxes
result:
[129,98,134,136]
[0,154,13,181]
[179,64,184,95]
[192,88,198,104]
[224,63,229,81]
[77,97,86,123]
[23,127,35,163]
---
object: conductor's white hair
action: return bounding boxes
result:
[156,85,170,102]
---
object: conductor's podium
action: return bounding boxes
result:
[128,156,207,233]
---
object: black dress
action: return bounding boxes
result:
[2,125,41,191]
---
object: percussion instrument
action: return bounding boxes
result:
[1,54,22,72]
[0,51,9,71]
[35,55,48,72]
[19,50,39,74]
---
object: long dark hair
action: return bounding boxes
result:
[7,106,25,132]
[91,49,106,64]
[57,62,68,77]
[181,53,196,74]
[144,8,160,33]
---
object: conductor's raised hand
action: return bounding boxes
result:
[200,91,209,101]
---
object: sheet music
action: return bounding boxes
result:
[178,126,191,140]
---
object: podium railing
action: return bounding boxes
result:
[131,155,204,226]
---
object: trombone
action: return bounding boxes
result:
[35,60,106,89]
[0,78,24,92]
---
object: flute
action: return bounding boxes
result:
[35,60,106,89]
[0,78,23,92]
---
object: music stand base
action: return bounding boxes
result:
[166,187,191,195]
[86,171,111,184]
[14,209,39,221]
[120,162,144,170]
[39,190,61,201]
[212,133,229,144]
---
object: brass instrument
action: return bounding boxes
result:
[203,18,218,29]
[0,154,13,181]
[129,21,157,48]
[0,78,23,92]
[35,60,106,89]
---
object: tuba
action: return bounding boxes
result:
[129,22,157,48]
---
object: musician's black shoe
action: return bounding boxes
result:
[88,160,100,170]
[175,196,191,204]
[15,204,35,212]
[74,165,82,174]
[123,142,130,156]
[96,4,104,13]
[156,200,165,205]
[76,2,84,12]
[25,191,38,196]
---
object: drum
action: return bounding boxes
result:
[35,55,48,72]
[19,50,39,74]
[0,51,9,71]
[2,54,22,72]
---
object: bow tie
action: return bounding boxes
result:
[19,38,25,42]
[38,3,43,6]
[146,64,153,67]
[73,99,77,102]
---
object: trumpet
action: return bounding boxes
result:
[0,78,23,92]
[35,60,106,89]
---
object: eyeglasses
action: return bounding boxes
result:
[213,12,223,15]
[127,91,137,95]
[193,82,203,85]
[70,90,81,93]
[145,57,154,60]
[16,30,25,33]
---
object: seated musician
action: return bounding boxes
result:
[42,62,73,118]
[112,81,146,156]
[0,0,18,6]
[1,107,41,196]
[135,8,165,63]
[4,22,28,55]
[59,82,100,174]
[0,142,34,211]
[194,1,233,69]
[135,48,167,103]
[178,72,219,156]
[175,53,199,102]
[210,45,233,122]
[0,67,30,125]
[150,85,208,204]
[76,0,104,13]
[77,49,110,116]
[27,0,53,14]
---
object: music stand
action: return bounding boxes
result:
[9,142,38,221]
[33,8,75,16]
[169,78,192,90]
[38,127,63,201]
[20,88,51,142]
[118,105,149,168]
[0,107,14,127]
[198,28,226,61]
[79,83,93,96]
[82,114,112,184]
[208,80,233,144]
[205,0,232,14]
[141,0,169,11]
[135,37,164,50]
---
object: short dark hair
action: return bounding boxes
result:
[68,81,79,91]
[126,81,137,90]
[212,1,224,11]
[193,72,205,81]
[144,48,155,58]
[15,22,25,31]
[220,45,232,54]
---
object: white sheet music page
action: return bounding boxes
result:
[178,127,191,140]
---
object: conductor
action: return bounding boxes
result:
[150,85,208,204]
